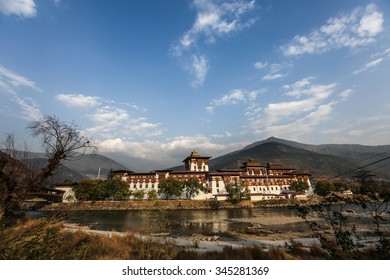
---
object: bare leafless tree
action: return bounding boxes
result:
[0,115,96,221]
[27,115,96,188]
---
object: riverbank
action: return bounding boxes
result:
[39,198,316,211]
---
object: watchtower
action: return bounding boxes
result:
[183,151,211,172]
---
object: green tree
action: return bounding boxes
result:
[133,189,145,200]
[314,181,334,196]
[182,177,205,199]
[353,170,377,194]
[290,181,310,193]
[104,178,130,200]
[158,177,183,200]
[225,180,250,204]
[73,179,106,201]
[147,189,158,200]
[333,181,349,192]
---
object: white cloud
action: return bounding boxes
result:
[207,88,261,112]
[172,0,256,55]
[89,106,128,124]
[354,57,383,75]
[85,105,162,140]
[0,65,41,92]
[210,131,233,138]
[0,65,42,120]
[339,89,353,100]
[254,61,267,69]
[8,91,42,120]
[357,5,384,36]
[56,94,101,107]
[353,47,390,75]
[248,77,337,138]
[261,62,292,81]
[190,55,209,87]
[281,4,384,56]
[283,77,336,99]
[262,73,286,81]
[98,135,248,168]
[331,114,390,145]
[0,0,37,18]
[258,102,335,140]
[171,0,256,87]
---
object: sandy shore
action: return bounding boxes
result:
[64,223,320,253]
[63,210,321,254]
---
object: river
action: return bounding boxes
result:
[26,203,388,238]
[26,207,300,236]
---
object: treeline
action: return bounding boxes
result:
[73,177,206,201]
[73,178,157,201]
[313,170,390,196]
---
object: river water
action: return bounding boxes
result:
[26,207,299,236]
[26,203,388,237]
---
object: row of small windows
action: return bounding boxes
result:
[252,186,290,191]
[215,185,290,192]
[131,183,157,189]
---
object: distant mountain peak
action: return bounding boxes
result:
[265,136,279,141]
[211,137,390,180]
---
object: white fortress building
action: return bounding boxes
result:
[112,151,312,201]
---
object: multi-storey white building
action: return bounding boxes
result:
[112,151,312,201]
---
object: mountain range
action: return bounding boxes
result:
[172,137,390,181]
[22,137,390,183]
[27,154,130,183]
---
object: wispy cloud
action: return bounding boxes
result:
[171,0,256,87]
[85,105,162,140]
[0,65,42,120]
[260,62,292,81]
[262,73,286,81]
[171,0,256,55]
[248,77,338,138]
[339,89,353,100]
[0,0,37,18]
[56,93,101,107]
[281,4,384,56]
[353,58,383,75]
[353,48,390,75]
[8,92,42,120]
[282,77,336,99]
[253,61,267,69]
[0,66,41,92]
[54,90,161,140]
[206,88,260,112]
[328,114,390,145]
[262,102,335,140]
[189,55,209,87]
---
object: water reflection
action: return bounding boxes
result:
[26,207,297,236]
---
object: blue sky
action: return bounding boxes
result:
[1,0,390,170]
